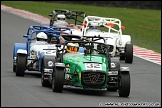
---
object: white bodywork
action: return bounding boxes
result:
[70,28,82,36]
[17,49,27,54]
[27,41,57,69]
[81,16,131,57]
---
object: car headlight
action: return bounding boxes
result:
[47,61,54,67]
[31,50,34,55]
[111,63,117,68]
[30,50,37,55]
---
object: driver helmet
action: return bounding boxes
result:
[66,43,79,53]
[57,14,66,21]
[36,32,47,41]
[90,22,98,29]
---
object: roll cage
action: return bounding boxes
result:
[49,9,86,26]
[82,16,125,36]
[56,36,110,65]
[23,25,70,56]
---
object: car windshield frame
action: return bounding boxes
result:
[59,39,110,63]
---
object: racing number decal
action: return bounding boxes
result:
[85,63,102,70]
[45,50,56,55]
[87,63,100,68]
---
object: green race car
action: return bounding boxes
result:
[41,36,130,97]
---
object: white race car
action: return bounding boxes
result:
[81,16,133,63]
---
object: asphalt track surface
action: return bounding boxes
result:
[1,10,161,107]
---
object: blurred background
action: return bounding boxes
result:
[39,1,161,10]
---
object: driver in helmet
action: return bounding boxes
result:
[36,32,48,42]
[88,22,100,32]
[53,14,68,27]
[63,42,85,58]
[30,32,48,46]
[66,43,79,53]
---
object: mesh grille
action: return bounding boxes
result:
[82,71,106,86]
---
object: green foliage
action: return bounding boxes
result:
[1,1,161,53]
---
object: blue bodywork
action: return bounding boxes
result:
[13,43,26,59]
[13,25,83,72]
[13,25,71,72]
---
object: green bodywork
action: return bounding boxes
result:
[63,52,109,89]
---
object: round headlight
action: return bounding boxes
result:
[47,61,53,67]
[111,63,117,68]
[31,50,34,55]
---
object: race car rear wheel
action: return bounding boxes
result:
[41,60,51,87]
[118,71,130,97]
[52,66,65,93]
[125,44,133,63]
[16,54,26,76]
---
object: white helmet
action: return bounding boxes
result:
[57,14,66,21]
[36,32,47,41]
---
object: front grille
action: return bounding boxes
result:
[81,70,106,87]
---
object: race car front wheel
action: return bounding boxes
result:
[118,71,130,97]
[16,54,26,76]
[52,66,65,93]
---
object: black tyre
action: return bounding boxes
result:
[52,66,65,93]
[118,72,130,97]
[41,60,51,87]
[125,44,133,63]
[13,61,16,72]
[16,54,26,76]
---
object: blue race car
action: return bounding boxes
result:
[13,25,82,77]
